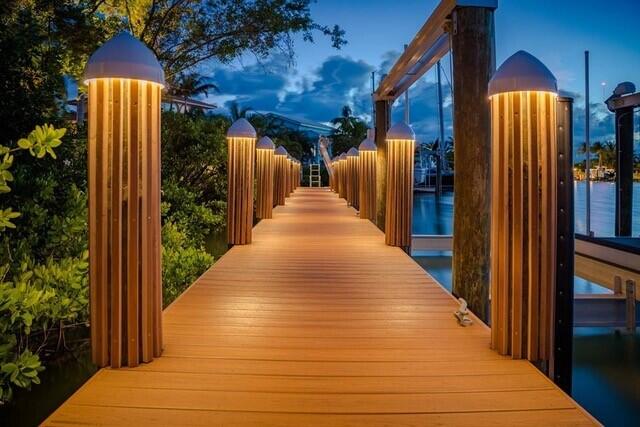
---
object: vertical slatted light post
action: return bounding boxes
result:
[489,51,559,370]
[227,118,257,245]
[359,130,377,221]
[256,136,275,219]
[85,32,164,368]
[285,156,293,197]
[385,123,415,250]
[331,157,339,193]
[338,153,348,200]
[273,146,288,206]
[347,147,360,210]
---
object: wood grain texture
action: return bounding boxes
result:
[48,189,597,426]
[256,148,274,219]
[338,158,348,200]
[490,91,558,367]
[384,139,414,248]
[87,79,163,368]
[347,155,359,210]
[359,151,377,221]
[273,154,287,207]
[227,136,256,245]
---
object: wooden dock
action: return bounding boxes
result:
[45,188,598,426]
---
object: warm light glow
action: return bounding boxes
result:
[488,90,557,100]
[85,77,165,90]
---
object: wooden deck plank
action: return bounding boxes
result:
[44,188,597,426]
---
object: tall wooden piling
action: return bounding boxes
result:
[450,5,496,321]
[227,118,257,245]
[256,136,275,219]
[85,32,164,368]
[359,131,377,221]
[385,123,415,250]
[273,146,288,206]
[375,100,391,229]
[338,153,348,200]
[489,51,559,369]
[347,147,360,210]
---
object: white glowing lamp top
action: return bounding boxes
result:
[386,122,415,141]
[359,129,377,151]
[488,50,557,97]
[84,32,164,85]
[227,118,256,139]
[256,136,275,150]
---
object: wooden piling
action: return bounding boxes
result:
[384,123,415,249]
[488,51,559,367]
[359,135,377,221]
[347,148,360,210]
[338,154,348,200]
[88,78,164,368]
[273,146,288,206]
[256,137,275,219]
[227,119,257,245]
[450,6,495,321]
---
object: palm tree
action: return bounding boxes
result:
[167,72,218,112]
[229,101,253,121]
[330,105,367,154]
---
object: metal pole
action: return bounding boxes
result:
[584,51,591,235]
[436,61,445,197]
[553,96,575,394]
[404,44,410,124]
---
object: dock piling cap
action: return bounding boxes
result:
[488,50,557,97]
[227,118,257,138]
[84,32,165,86]
[274,146,288,156]
[358,133,377,151]
[347,147,359,157]
[339,153,348,161]
[386,122,415,141]
[256,136,275,150]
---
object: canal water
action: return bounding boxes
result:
[413,181,640,427]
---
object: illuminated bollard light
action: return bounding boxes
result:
[329,156,337,192]
[227,118,257,245]
[358,130,377,221]
[385,122,415,249]
[256,136,275,219]
[347,147,360,210]
[488,50,559,364]
[286,155,293,197]
[338,153,348,200]
[273,146,288,206]
[84,32,164,368]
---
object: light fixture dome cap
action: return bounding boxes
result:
[347,147,359,157]
[227,118,256,138]
[339,153,347,161]
[274,146,288,156]
[84,32,165,85]
[256,136,275,150]
[386,122,415,141]
[488,50,557,96]
[358,133,377,151]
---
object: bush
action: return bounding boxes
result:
[161,221,213,306]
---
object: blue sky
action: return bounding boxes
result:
[205,0,640,145]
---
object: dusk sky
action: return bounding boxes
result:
[204,0,640,146]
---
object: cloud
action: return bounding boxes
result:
[206,53,621,156]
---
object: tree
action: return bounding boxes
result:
[167,72,219,112]
[229,101,253,121]
[99,0,347,78]
[330,105,367,155]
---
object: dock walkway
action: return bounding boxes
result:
[45,188,597,426]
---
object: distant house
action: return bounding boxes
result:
[257,111,334,163]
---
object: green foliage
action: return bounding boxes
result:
[101,0,346,78]
[0,125,89,404]
[330,105,368,155]
[161,222,213,306]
